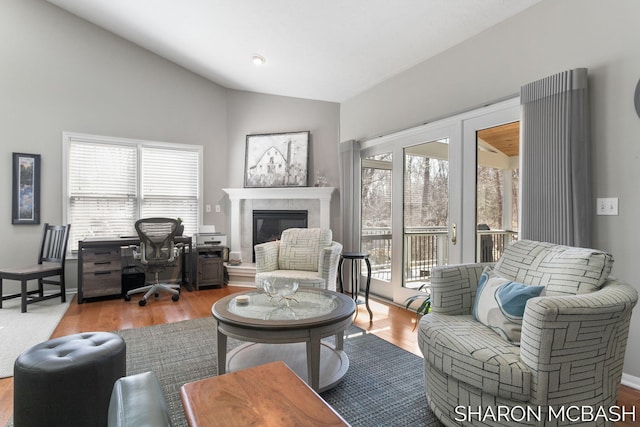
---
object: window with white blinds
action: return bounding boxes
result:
[64,133,202,252]
[140,146,199,236]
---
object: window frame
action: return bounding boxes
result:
[62,131,203,253]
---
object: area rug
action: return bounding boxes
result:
[0,296,71,378]
[115,317,443,427]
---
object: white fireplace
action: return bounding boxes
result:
[222,187,336,264]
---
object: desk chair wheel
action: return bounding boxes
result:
[172,294,179,302]
[154,292,160,297]
[139,298,147,307]
[123,294,132,302]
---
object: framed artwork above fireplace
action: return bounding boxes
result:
[244,131,309,188]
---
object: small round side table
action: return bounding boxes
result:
[337,252,372,321]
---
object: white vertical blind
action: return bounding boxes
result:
[65,134,201,251]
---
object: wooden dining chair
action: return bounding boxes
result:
[0,223,71,313]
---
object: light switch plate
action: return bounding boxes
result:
[597,198,618,215]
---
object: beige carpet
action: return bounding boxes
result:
[0,294,72,378]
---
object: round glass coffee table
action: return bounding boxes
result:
[211,288,356,392]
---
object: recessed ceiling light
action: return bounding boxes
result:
[252,54,266,66]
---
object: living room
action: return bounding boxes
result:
[1,0,640,425]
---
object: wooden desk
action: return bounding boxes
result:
[77,236,194,303]
[180,361,349,427]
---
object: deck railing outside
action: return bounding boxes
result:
[475,230,519,264]
[361,229,392,281]
[360,227,518,286]
[403,228,449,284]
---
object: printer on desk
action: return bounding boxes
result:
[196,233,227,247]
[196,225,227,246]
[196,225,228,261]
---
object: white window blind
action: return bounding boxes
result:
[68,142,138,247]
[64,133,202,251]
[141,146,199,237]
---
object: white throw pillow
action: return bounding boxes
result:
[472,266,545,345]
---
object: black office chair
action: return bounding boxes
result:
[124,218,180,306]
[0,223,70,313]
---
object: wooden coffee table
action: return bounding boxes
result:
[211,288,356,392]
[180,361,349,427]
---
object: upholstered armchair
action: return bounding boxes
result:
[254,228,342,291]
[418,240,637,426]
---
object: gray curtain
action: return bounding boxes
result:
[520,68,592,247]
[339,139,360,252]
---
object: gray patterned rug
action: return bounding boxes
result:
[115,317,442,427]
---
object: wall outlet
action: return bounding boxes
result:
[215,204,221,213]
[596,198,618,215]
[205,204,211,213]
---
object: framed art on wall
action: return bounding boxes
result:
[12,152,41,225]
[244,131,310,188]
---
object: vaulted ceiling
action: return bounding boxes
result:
[47,0,541,103]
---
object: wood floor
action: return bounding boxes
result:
[1,286,638,426]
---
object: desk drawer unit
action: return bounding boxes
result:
[81,248,122,299]
[196,246,226,289]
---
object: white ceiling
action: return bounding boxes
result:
[47,0,541,103]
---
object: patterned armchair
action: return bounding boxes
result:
[254,228,343,291]
[418,240,637,426]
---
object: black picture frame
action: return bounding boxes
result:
[12,152,41,225]
[244,131,310,188]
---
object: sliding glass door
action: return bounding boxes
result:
[460,100,521,264]
[360,152,393,299]
[358,98,520,305]
[475,122,520,263]
[360,122,460,302]
[403,139,450,289]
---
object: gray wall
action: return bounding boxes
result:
[341,0,640,377]
[0,0,227,290]
[0,0,341,292]
[225,89,341,235]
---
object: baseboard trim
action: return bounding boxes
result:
[225,262,257,287]
[621,373,640,390]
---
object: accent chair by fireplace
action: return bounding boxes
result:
[254,228,342,291]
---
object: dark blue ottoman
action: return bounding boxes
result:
[14,332,126,427]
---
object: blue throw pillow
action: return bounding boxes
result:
[473,267,545,345]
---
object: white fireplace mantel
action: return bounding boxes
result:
[222,187,336,261]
